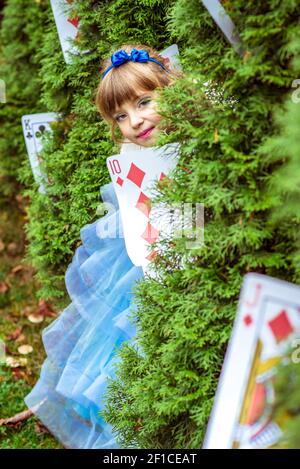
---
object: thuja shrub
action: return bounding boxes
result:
[102,0,300,448]
[262,37,300,447]
[22,0,175,302]
[0,0,48,201]
[6,0,299,449]
[261,51,300,280]
[273,351,300,448]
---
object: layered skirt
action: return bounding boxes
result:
[25,182,144,448]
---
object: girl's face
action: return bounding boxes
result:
[113,89,162,147]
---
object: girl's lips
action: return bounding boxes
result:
[138,127,155,139]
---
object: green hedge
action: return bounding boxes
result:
[17,0,175,303]
[264,34,300,448]
[1,0,300,448]
[0,0,47,201]
[102,1,300,448]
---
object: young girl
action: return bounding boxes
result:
[25,44,178,449]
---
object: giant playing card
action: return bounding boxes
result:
[22,112,59,193]
[160,44,181,71]
[203,273,300,449]
[50,0,84,64]
[107,143,180,268]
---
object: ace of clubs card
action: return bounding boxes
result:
[203,273,300,449]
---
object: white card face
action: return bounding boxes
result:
[21,113,59,193]
[50,0,82,64]
[201,0,243,55]
[161,44,181,71]
[203,273,300,449]
[107,143,180,267]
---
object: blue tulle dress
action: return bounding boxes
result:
[25,181,144,449]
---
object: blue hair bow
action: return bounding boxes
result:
[102,48,168,78]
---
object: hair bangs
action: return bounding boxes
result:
[100,62,162,121]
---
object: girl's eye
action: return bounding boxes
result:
[139,98,151,107]
[115,114,126,122]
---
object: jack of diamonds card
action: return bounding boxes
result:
[106,143,180,269]
[21,113,59,193]
[203,273,300,449]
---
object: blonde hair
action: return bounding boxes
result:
[95,44,179,141]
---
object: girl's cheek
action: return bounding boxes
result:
[148,106,160,119]
[153,113,161,124]
[119,124,129,137]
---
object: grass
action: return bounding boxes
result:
[0,189,63,449]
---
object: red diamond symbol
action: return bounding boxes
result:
[136,192,151,217]
[243,314,253,326]
[127,163,145,187]
[67,16,80,29]
[141,222,159,244]
[146,250,158,261]
[116,177,124,186]
[268,309,294,342]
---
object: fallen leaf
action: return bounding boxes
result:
[0,409,33,426]
[17,345,33,355]
[15,334,26,343]
[4,314,14,322]
[0,282,9,294]
[12,368,26,381]
[7,327,22,341]
[23,306,33,316]
[35,422,50,434]
[11,264,24,275]
[28,314,44,324]
[7,242,21,256]
[6,356,28,368]
[37,299,56,318]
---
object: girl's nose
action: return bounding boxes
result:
[129,112,144,128]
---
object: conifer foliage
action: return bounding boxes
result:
[0,0,300,448]
[262,30,300,447]
[16,0,174,302]
[102,0,300,448]
[0,0,47,200]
